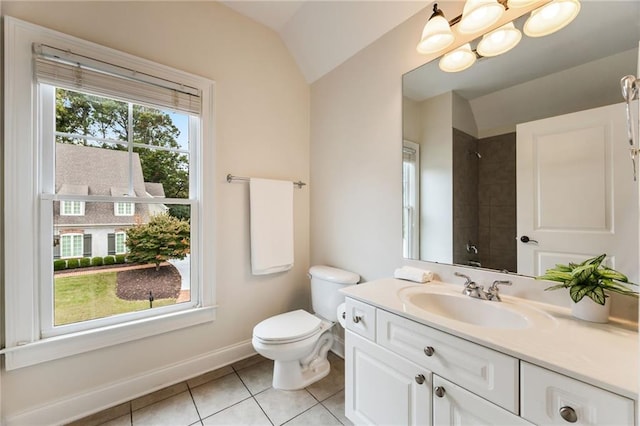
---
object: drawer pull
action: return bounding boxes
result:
[559,406,578,423]
[414,374,426,385]
[352,315,363,323]
[423,346,435,357]
[434,386,446,398]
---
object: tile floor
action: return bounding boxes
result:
[68,353,353,426]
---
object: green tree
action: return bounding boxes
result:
[55,89,189,217]
[125,214,190,271]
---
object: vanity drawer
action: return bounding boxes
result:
[345,297,376,341]
[376,309,519,413]
[521,362,635,426]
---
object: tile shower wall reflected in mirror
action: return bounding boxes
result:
[453,129,516,272]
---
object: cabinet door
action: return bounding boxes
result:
[433,376,533,426]
[345,330,431,425]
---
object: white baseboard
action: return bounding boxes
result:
[5,340,256,426]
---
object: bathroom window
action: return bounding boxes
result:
[4,18,216,370]
[403,140,420,259]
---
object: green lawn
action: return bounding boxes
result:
[54,271,176,326]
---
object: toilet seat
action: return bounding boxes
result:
[253,309,324,344]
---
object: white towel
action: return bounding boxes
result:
[250,178,294,275]
[394,266,433,283]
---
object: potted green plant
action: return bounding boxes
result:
[536,253,638,323]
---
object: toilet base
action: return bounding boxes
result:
[272,357,331,390]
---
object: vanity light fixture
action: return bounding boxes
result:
[416,3,455,54]
[439,43,476,72]
[458,0,505,35]
[416,0,581,73]
[476,22,522,57]
[523,0,581,37]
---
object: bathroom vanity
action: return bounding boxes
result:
[341,279,638,425]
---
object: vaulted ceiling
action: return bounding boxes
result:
[220,0,430,83]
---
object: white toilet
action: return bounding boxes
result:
[251,265,359,390]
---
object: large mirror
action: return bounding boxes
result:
[402,1,640,280]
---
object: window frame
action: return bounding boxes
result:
[115,231,127,255]
[3,17,217,370]
[60,233,84,258]
[60,200,85,216]
[114,202,135,216]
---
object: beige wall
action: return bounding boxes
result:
[1,2,309,422]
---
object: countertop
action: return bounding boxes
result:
[341,278,639,400]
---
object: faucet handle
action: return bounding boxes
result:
[454,272,472,285]
[487,280,512,301]
[489,280,512,291]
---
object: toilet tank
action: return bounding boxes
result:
[309,265,360,321]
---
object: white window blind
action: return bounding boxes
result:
[33,43,201,115]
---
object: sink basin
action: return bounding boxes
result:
[398,287,555,330]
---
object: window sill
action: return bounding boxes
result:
[3,306,216,370]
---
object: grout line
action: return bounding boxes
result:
[186,383,203,423]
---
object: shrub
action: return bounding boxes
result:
[103,256,116,265]
[126,213,190,271]
[92,257,104,267]
[67,258,80,269]
[80,257,92,267]
[53,259,67,271]
[115,254,126,264]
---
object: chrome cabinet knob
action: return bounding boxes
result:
[423,346,435,357]
[352,315,363,323]
[559,406,577,423]
[434,386,446,398]
[414,374,426,385]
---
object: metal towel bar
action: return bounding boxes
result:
[226,173,306,189]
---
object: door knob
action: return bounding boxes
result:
[519,235,539,244]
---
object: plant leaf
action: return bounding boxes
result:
[544,284,569,291]
[591,286,606,305]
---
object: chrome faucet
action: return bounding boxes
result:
[454,272,488,300]
[454,273,512,302]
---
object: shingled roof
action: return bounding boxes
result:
[54,143,164,226]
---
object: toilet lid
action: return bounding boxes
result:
[253,310,322,342]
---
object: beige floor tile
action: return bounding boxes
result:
[67,402,131,426]
[131,382,189,411]
[235,359,274,395]
[284,404,342,426]
[322,390,352,425]
[187,366,234,389]
[255,388,317,425]
[201,397,271,426]
[306,362,345,402]
[132,391,199,426]
[191,372,252,418]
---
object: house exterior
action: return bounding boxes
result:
[54,143,166,259]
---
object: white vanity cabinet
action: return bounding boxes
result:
[344,297,525,425]
[343,296,636,426]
